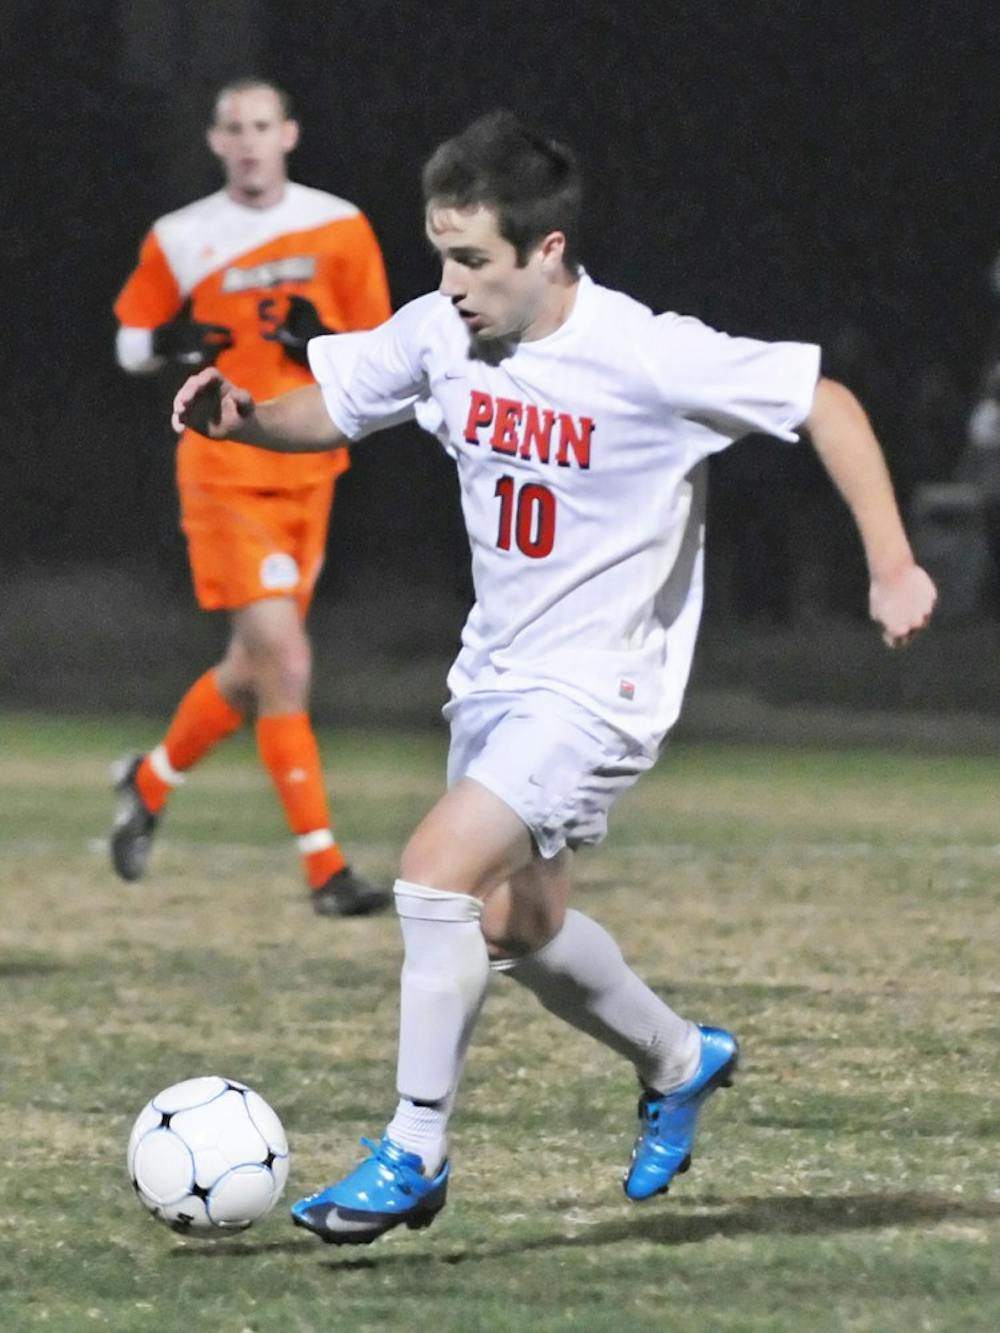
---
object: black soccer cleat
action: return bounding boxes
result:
[109,753,159,882]
[310,866,390,917]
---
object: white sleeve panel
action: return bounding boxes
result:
[306,296,437,441]
[115,325,164,374]
[968,399,1000,450]
[642,314,821,451]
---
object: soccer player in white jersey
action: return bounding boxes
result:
[173,110,938,1244]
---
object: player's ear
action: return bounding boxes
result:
[206,124,224,161]
[281,118,301,154]
[538,231,566,274]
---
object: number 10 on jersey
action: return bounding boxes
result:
[494,475,556,558]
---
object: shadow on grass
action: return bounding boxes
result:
[423,1192,1000,1269]
[169,1191,1000,1268]
[0,957,64,978]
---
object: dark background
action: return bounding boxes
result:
[3,0,999,726]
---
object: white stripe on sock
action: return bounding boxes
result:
[297,829,334,854]
[148,744,186,786]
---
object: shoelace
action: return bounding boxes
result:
[360,1136,417,1194]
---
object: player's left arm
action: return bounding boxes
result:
[331,214,393,331]
[275,216,392,363]
[804,376,937,646]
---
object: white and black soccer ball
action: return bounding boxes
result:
[127,1076,289,1235]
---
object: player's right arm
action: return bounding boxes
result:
[115,230,232,374]
[172,368,346,452]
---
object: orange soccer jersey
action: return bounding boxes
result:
[114,183,392,490]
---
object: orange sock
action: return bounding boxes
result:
[255,712,347,888]
[136,670,244,814]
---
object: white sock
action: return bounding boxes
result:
[501,909,700,1092]
[384,879,489,1174]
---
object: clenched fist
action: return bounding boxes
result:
[172,368,256,437]
[869,563,937,648]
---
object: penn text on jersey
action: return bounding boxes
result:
[463,390,594,468]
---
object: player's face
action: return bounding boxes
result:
[208,87,299,208]
[426,204,568,342]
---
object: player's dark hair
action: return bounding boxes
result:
[212,78,294,123]
[422,110,582,273]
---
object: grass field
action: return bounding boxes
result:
[1,712,997,1332]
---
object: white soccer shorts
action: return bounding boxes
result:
[443,688,655,858]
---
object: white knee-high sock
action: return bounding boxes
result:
[499,908,700,1093]
[385,879,490,1174]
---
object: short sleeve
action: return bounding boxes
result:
[307,295,436,440]
[329,212,393,332]
[114,230,183,328]
[642,313,821,451]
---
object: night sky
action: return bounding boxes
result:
[4,0,999,604]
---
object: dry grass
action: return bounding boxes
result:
[0,713,997,1332]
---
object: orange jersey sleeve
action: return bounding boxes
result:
[312,211,392,334]
[114,231,184,329]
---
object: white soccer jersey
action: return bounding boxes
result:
[308,274,820,751]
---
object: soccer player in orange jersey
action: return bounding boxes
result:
[111,78,392,917]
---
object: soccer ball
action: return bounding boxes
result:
[127,1076,289,1235]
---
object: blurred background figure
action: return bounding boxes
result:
[111,77,393,918]
[959,362,1000,617]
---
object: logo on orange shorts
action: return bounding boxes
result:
[260,553,300,590]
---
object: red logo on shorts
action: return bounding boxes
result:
[618,679,636,701]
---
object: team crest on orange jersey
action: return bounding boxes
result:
[222,257,317,292]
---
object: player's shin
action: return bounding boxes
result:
[140,669,244,812]
[385,880,490,1174]
[498,908,700,1092]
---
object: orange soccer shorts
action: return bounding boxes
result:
[179,478,337,616]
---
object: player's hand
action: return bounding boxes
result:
[172,368,255,437]
[153,311,234,366]
[273,295,332,366]
[869,563,937,648]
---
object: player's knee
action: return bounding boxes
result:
[481,926,530,962]
[243,633,311,704]
[216,647,256,713]
[480,887,565,958]
[398,839,448,892]
[398,831,480,897]
[272,643,312,697]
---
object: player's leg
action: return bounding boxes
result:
[109,665,246,881]
[484,863,736,1200]
[291,777,534,1243]
[469,694,736,1202]
[276,476,386,915]
[484,859,698,1086]
[232,594,387,917]
[109,484,250,882]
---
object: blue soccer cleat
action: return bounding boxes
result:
[623,1024,739,1201]
[290,1136,449,1245]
